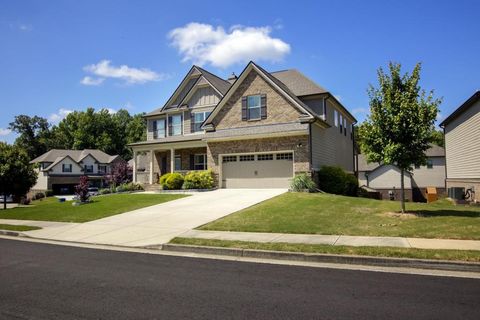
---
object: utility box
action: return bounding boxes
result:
[425,187,438,203]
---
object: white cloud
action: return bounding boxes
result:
[436,112,444,121]
[19,24,32,32]
[48,108,73,123]
[168,22,291,68]
[352,107,369,115]
[80,76,105,86]
[82,60,164,85]
[0,128,11,136]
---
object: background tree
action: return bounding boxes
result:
[430,129,444,147]
[0,143,38,209]
[359,62,440,212]
[8,115,54,159]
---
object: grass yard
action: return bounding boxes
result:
[0,193,187,223]
[0,224,41,231]
[171,237,480,262]
[200,193,480,240]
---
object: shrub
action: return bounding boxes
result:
[317,166,358,196]
[118,182,144,192]
[182,170,214,189]
[290,173,316,192]
[160,173,184,190]
[74,176,90,202]
[99,188,111,195]
[45,190,54,197]
[35,192,45,200]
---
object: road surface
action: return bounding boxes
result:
[0,238,479,319]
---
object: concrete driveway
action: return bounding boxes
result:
[23,189,286,247]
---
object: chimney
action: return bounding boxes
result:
[227,72,238,83]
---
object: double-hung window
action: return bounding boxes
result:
[334,110,339,127]
[247,95,261,120]
[84,165,93,173]
[194,154,207,170]
[174,155,182,171]
[169,114,182,136]
[98,165,107,174]
[62,164,72,173]
[154,119,166,139]
[192,111,211,132]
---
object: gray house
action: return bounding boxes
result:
[440,91,480,201]
[30,149,121,194]
[129,61,357,188]
[357,145,446,202]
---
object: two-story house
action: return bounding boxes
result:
[30,149,121,194]
[440,91,480,201]
[129,61,356,188]
[357,145,446,202]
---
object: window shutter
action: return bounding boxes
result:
[152,120,157,138]
[190,154,195,170]
[168,116,172,136]
[191,112,195,133]
[241,97,248,121]
[260,94,267,119]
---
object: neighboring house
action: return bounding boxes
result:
[440,91,480,201]
[357,145,446,202]
[30,149,121,194]
[129,61,357,188]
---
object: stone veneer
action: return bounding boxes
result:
[213,70,304,130]
[207,135,310,186]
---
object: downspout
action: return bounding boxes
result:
[442,124,448,192]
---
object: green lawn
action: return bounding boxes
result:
[0,194,187,223]
[171,237,480,262]
[0,224,41,231]
[200,193,480,240]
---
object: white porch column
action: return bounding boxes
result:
[170,148,175,173]
[149,150,154,184]
[132,150,137,183]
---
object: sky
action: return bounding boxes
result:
[1,0,479,143]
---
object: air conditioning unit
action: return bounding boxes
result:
[448,187,465,200]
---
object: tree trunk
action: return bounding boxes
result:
[3,194,6,210]
[400,169,406,213]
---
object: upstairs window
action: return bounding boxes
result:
[84,165,93,173]
[334,110,338,127]
[426,159,433,169]
[153,119,166,139]
[62,164,72,173]
[169,114,183,136]
[98,165,107,174]
[343,118,347,136]
[192,111,211,132]
[247,95,261,120]
[339,114,343,133]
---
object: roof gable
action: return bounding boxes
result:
[440,91,480,127]
[203,61,317,129]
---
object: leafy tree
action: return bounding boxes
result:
[0,143,37,209]
[8,115,55,159]
[105,161,131,189]
[430,129,444,147]
[359,62,440,212]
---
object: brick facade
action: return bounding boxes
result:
[213,70,304,130]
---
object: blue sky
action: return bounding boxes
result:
[1,0,479,143]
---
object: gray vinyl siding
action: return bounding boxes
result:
[444,99,480,179]
[310,99,354,172]
[411,157,445,187]
[303,98,325,117]
[187,86,221,108]
[368,165,413,189]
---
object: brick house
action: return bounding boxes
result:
[129,61,356,188]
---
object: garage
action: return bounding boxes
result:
[221,152,294,188]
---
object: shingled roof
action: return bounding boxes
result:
[270,69,328,96]
[30,149,119,164]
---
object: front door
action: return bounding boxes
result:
[161,156,167,175]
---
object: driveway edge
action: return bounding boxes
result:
[0,229,29,237]
[161,243,480,273]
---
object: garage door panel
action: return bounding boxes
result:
[222,153,293,188]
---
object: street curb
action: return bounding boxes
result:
[0,229,29,237]
[161,243,480,273]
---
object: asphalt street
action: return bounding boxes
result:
[0,238,479,319]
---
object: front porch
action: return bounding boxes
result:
[131,140,208,185]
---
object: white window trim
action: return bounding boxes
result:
[174,155,182,171]
[155,118,166,139]
[194,153,207,170]
[170,114,183,136]
[247,95,261,120]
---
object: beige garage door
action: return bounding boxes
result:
[221,152,294,188]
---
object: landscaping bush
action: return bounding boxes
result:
[45,190,54,197]
[290,173,317,192]
[35,192,45,200]
[182,170,214,189]
[99,188,111,195]
[317,166,358,196]
[160,173,185,190]
[119,182,144,192]
[74,176,90,202]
